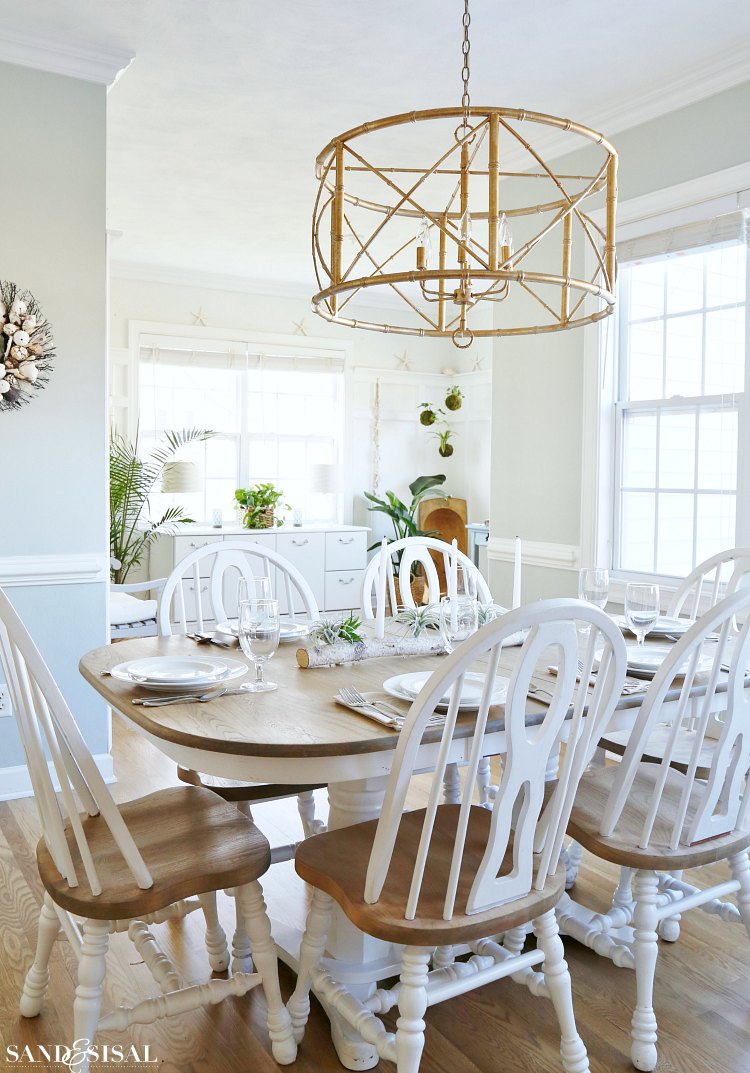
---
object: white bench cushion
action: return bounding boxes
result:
[110,591,158,627]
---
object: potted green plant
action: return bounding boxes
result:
[364,475,448,600]
[109,427,214,584]
[419,402,442,426]
[234,482,289,529]
[445,385,464,411]
[434,428,455,457]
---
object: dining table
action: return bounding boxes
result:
[79,629,735,1070]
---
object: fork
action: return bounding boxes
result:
[339,687,406,719]
[187,633,234,648]
[132,687,246,707]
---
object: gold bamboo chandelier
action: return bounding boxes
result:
[311,0,618,348]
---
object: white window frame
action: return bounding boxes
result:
[581,164,750,604]
[124,321,352,520]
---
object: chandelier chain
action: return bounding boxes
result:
[460,0,471,129]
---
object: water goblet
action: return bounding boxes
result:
[625,583,660,650]
[578,568,609,610]
[238,575,272,609]
[439,595,478,654]
[238,598,280,692]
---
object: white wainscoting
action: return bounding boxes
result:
[487,537,580,572]
[0,553,108,587]
[0,754,115,801]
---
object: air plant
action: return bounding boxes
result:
[396,604,440,638]
[309,613,364,647]
[477,602,502,627]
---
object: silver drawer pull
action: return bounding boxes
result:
[338,577,355,585]
[292,539,309,546]
[338,537,355,544]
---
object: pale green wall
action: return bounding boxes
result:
[0,62,108,768]
[489,80,750,604]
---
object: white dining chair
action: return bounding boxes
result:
[361,535,495,810]
[0,586,296,1073]
[109,578,166,640]
[667,546,750,621]
[286,599,627,1073]
[566,586,750,1071]
[360,535,492,619]
[157,540,325,831]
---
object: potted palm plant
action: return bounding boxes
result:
[109,427,213,584]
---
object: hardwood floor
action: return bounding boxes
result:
[0,720,748,1073]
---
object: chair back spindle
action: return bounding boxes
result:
[0,588,153,896]
[668,547,750,622]
[363,600,627,921]
[601,586,750,851]
[157,540,319,635]
[361,536,492,619]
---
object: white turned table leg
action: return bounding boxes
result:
[321,777,390,1071]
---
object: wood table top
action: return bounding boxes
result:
[80,634,728,762]
[81,635,536,759]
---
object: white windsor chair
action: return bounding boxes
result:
[287,599,627,1073]
[360,535,492,618]
[157,540,324,829]
[566,585,750,1071]
[667,546,750,622]
[0,587,296,1073]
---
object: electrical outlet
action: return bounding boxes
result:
[0,684,12,718]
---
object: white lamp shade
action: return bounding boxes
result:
[308,463,343,494]
[161,461,202,494]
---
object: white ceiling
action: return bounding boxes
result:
[2,0,750,288]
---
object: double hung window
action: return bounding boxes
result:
[614,213,748,578]
[138,345,344,523]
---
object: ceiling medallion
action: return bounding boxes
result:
[311,0,618,348]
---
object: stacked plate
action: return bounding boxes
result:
[110,656,247,693]
[216,619,308,644]
[623,644,714,680]
[613,614,692,640]
[383,671,509,710]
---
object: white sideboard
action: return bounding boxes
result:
[149,523,370,621]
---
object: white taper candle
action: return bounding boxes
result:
[512,535,522,609]
[375,537,388,640]
[450,538,458,631]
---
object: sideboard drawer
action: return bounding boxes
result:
[326,530,367,571]
[277,532,325,611]
[325,570,364,612]
[173,535,223,565]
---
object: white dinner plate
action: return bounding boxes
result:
[111,657,248,692]
[383,671,509,710]
[216,619,308,643]
[616,645,715,680]
[614,614,692,639]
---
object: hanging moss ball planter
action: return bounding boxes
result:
[444,385,464,411]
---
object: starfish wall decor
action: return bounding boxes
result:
[191,307,208,327]
[395,350,412,371]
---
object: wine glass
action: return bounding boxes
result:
[578,568,609,610]
[238,598,280,692]
[453,563,477,601]
[238,574,272,609]
[439,596,478,653]
[625,583,660,650]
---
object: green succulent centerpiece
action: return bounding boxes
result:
[309,613,364,647]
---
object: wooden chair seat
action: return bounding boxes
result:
[295,803,566,945]
[37,786,271,920]
[599,725,714,780]
[567,764,750,871]
[175,765,323,804]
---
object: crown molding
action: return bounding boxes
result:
[0,30,134,87]
[502,40,750,167]
[0,553,108,587]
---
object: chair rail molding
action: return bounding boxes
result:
[0,553,108,587]
[487,537,580,572]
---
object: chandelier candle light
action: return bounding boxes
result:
[312,1,618,348]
